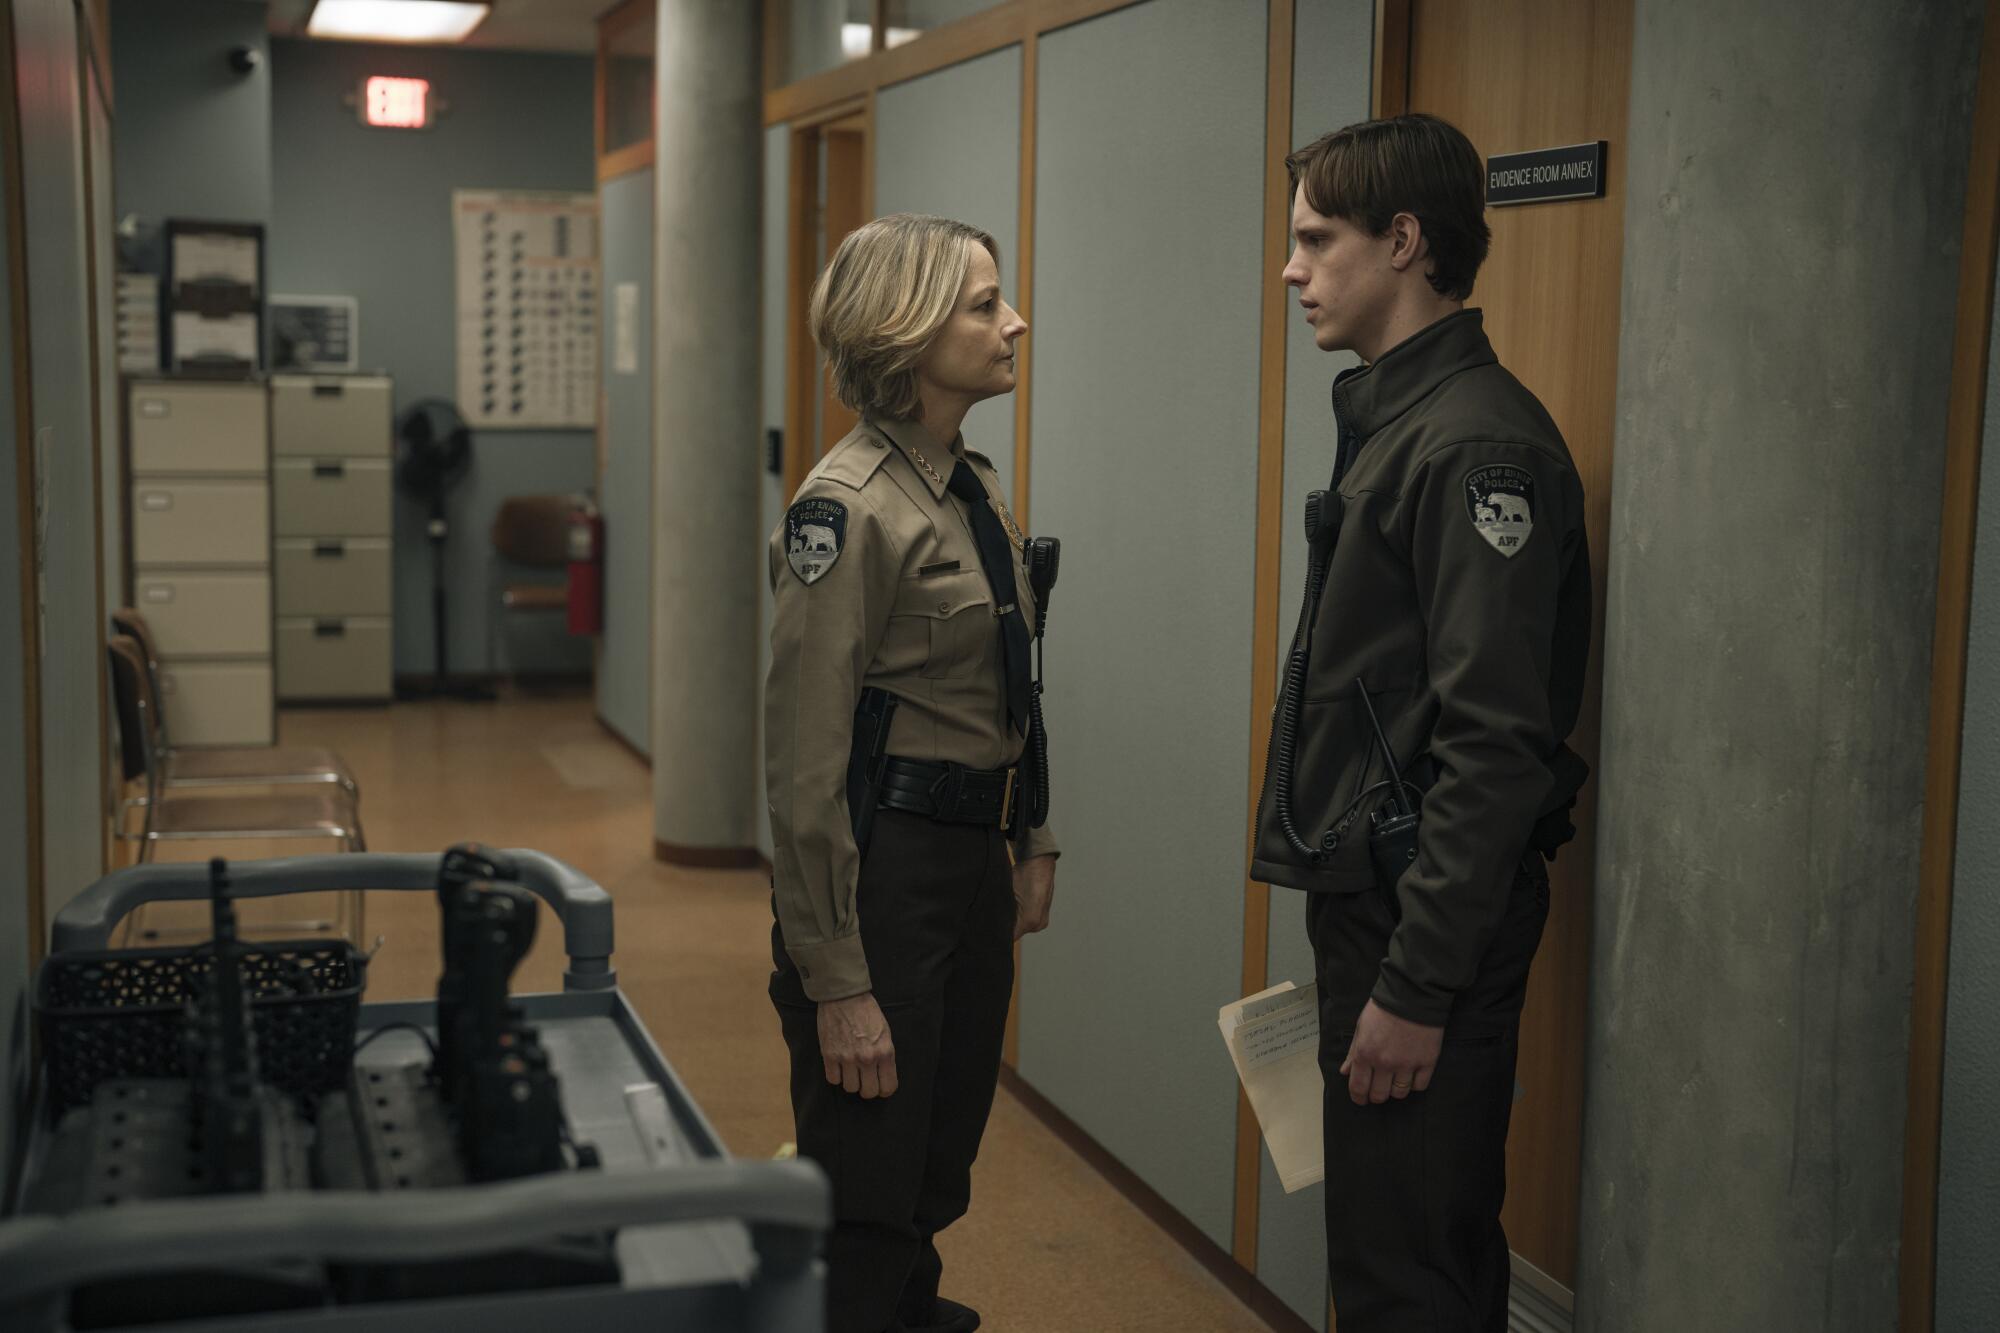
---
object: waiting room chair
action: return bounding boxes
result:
[110,607,358,797]
[486,493,575,675]
[107,636,365,938]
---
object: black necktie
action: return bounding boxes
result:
[946,460,1032,736]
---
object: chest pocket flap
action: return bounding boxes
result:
[890,569,993,680]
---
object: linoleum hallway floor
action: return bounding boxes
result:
[130,691,1279,1333]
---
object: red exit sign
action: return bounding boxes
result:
[360,76,431,129]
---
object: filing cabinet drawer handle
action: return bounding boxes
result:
[314,620,346,638]
[313,541,347,559]
[312,382,344,397]
[313,461,346,479]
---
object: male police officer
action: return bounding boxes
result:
[1250,115,1591,1331]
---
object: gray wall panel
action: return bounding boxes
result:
[873,46,1022,494]
[1257,1,1375,1321]
[1940,265,2000,1328]
[18,0,105,917]
[89,81,119,632]
[1018,0,1267,1249]
[597,170,653,754]
[0,36,31,1196]
[109,0,271,237]
[268,39,596,677]
[758,124,791,862]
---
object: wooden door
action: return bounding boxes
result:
[1399,0,1634,1292]
[782,106,873,500]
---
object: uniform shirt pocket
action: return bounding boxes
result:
[891,569,993,681]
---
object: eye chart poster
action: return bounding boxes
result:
[454,190,600,430]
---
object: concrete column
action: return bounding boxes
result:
[650,0,761,861]
[1578,2,1985,1328]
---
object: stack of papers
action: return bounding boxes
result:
[115,273,159,373]
[1219,981,1324,1193]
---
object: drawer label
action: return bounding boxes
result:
[140,492,173,511]
[138,398,169,418]
[141,585,175,603]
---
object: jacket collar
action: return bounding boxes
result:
[1331,308,1496,440]
[869,414,960,501]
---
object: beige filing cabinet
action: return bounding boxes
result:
[270,374,393,701]
[126,378,275,746]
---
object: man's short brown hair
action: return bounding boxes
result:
[1286,113,1491,301]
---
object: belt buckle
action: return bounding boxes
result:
[1000,767,1017,832]
[927,762,964,818]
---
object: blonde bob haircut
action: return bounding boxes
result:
[810,213,999,422]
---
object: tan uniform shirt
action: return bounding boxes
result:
[766,414,1060,1002]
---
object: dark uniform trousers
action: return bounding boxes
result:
[1309,854,1551,1333]
[770,810,1016,1333]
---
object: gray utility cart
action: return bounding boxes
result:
[0,851,829,1332]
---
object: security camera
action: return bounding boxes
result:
[228,45,261,75]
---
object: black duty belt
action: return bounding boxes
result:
[876,756,1017,829]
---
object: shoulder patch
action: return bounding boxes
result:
[785,497,848,585]
[1464,464,1535,558]
[815,435,893,491]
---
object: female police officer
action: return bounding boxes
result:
[765,213,1059,1333]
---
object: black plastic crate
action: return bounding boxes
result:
[35,940,367,1120]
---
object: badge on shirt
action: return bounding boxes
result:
[991,498,1025,551]
[785,497,848,585]
[1464,464,1536,558]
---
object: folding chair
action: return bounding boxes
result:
[110,608,358,796]
[107,637,366,941]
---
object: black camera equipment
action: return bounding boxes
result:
[449,880,572,1182]
[434,842,521,1103]
[185,858,267,1194]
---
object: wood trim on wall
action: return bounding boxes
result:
[597,140,655,185]
[1232,0,1295,1274]
[1371,0,1411,119]
[1001,26,1039,1075]
[1902,3,2000,1326]
[3,0,48,971]
[762,0,1156,129]
[782,121,820,501]
[595,0,656,181]
[75,0,109,115]
[653,838,763,870]
[76,10,108,880]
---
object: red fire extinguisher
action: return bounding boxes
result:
[566,498,604,636]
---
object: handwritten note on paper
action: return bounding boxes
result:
[1239,997,1319,1071]
[1219,981,1325,1192]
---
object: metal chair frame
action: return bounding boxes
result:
[105,638,366,941]
[109,610,358,802]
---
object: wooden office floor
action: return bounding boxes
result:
[134,690,1275,1333]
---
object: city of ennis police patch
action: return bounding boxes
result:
[1464,464,1535,559]
[786,497,847,586]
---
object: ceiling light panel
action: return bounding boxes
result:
[307,1,492,44]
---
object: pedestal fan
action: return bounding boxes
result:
[394,398,493,701]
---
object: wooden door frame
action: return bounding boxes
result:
[596,0,656,184]
[3,0,48,970]
[1901,3,2000,1327]
[781,97,875,502]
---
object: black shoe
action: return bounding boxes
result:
[902,1297,980,1333]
